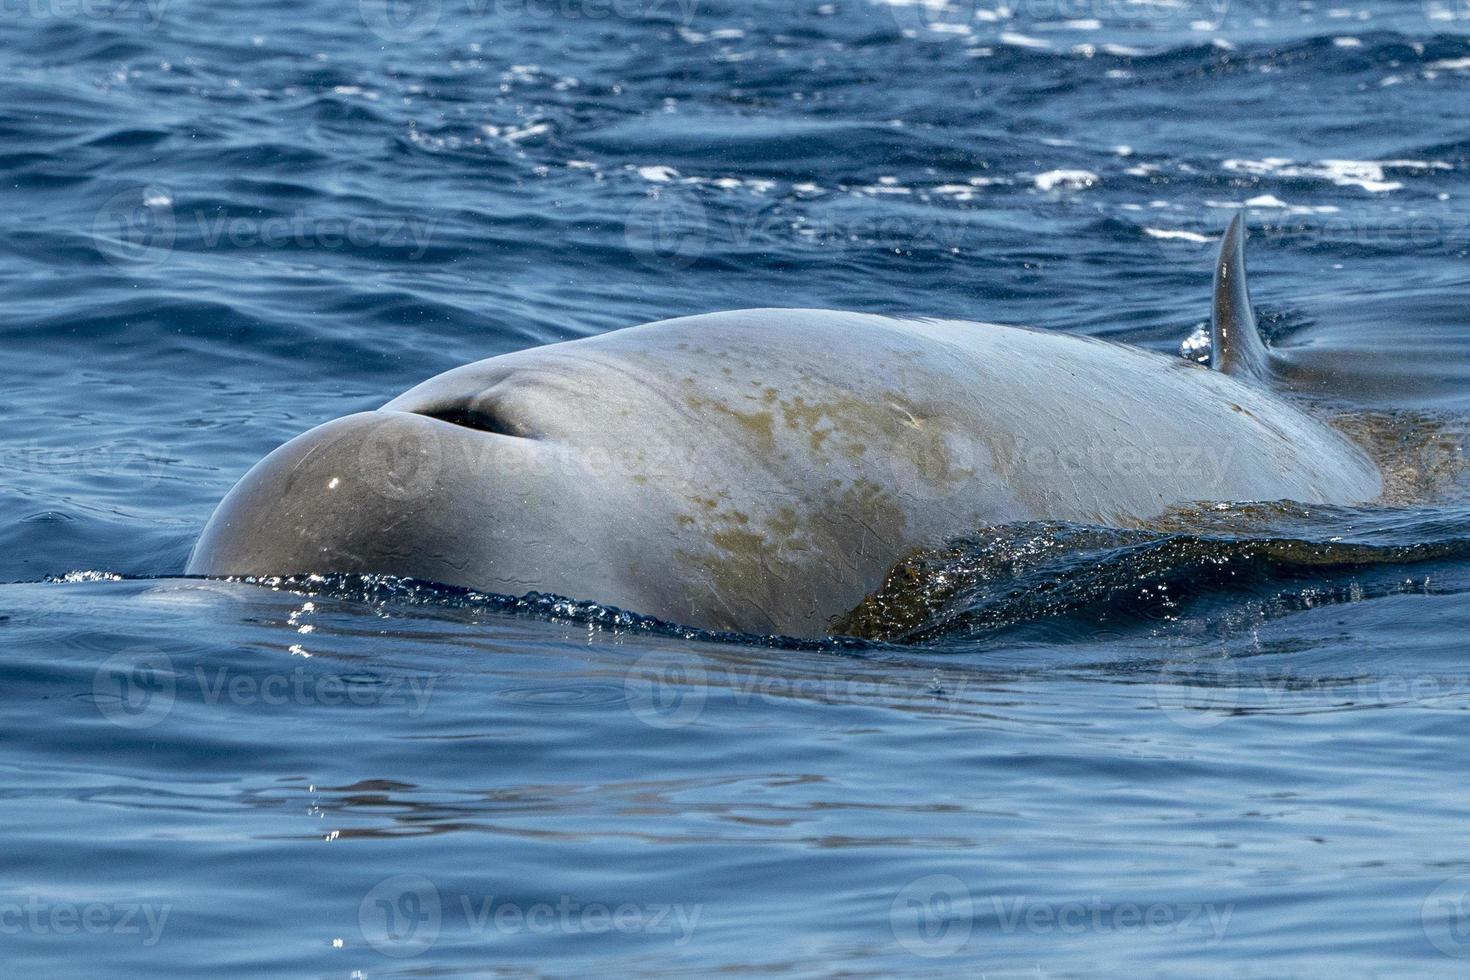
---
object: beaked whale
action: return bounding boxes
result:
[187,217,1383,636]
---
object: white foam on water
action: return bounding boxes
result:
[1000,32,1052,49]
[1316,159,1403,193]
[1206,197,1342,215]
[932,184,978,199]
[1377,159,1453,170]
[502,122,551,143]
[637,165,680,183]
[1145,228,1214,243]
[1033,169,1098,191]
[1223,157,1414,193]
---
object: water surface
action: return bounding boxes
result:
[4,0,1470,974]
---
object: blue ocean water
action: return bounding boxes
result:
[5,0,1470,974]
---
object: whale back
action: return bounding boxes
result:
[369,305,1382,633]
[188,220,1389,636]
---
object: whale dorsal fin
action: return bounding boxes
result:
[1211,213,1273,380]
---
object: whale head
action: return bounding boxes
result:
[185,386,615,601]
